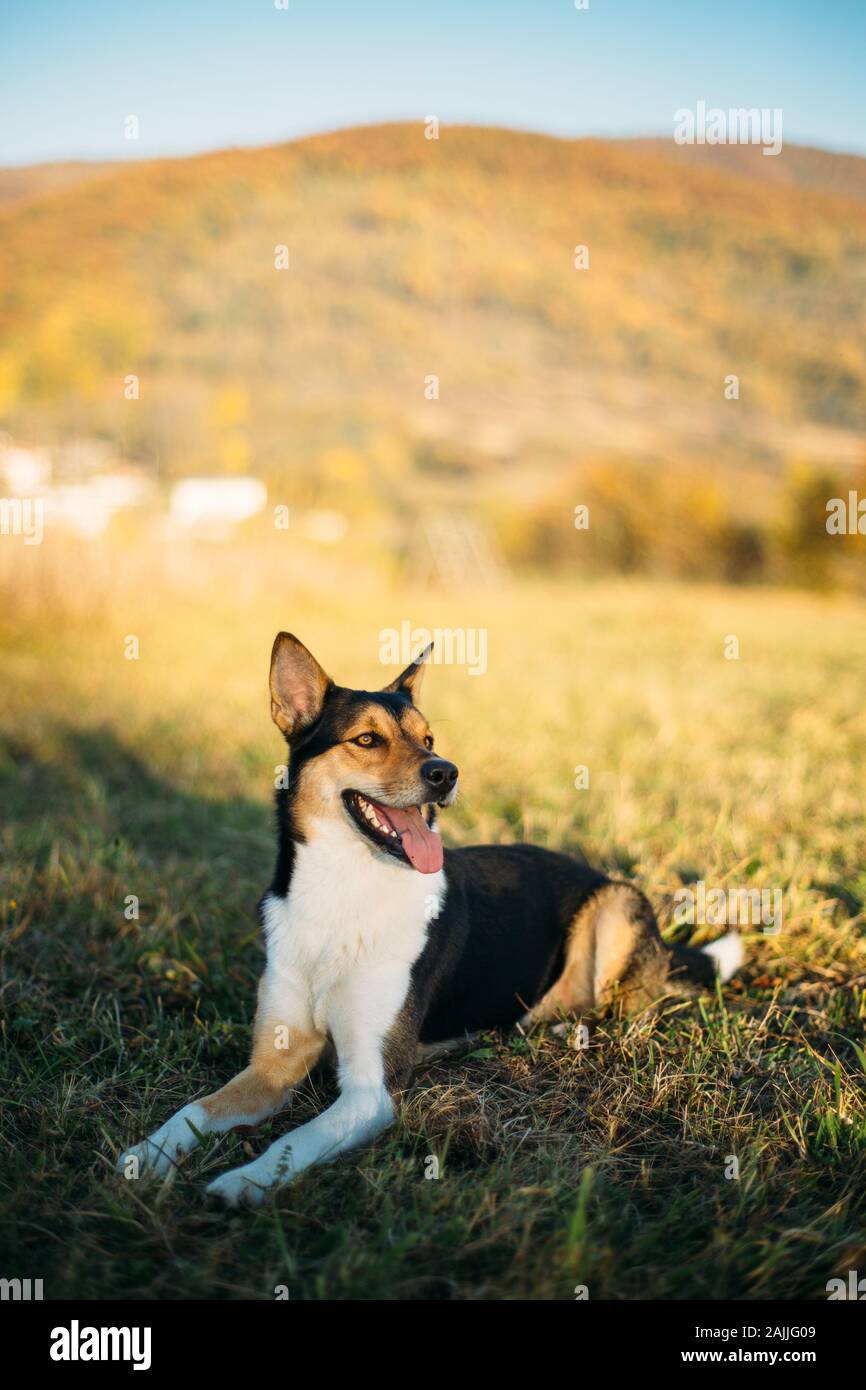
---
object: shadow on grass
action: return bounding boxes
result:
[0,723,272,865]
[0,722,273,1027]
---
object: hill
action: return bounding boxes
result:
[1,124,864,516]
[0,160,121,213]
[622,137,866,206]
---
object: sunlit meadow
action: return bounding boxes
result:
[1,534,865,1299]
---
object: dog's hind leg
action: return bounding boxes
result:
[528,881,742,1023]
[527,882,670,1020]
[117,982,325,1179]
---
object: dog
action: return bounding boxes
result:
[118,633,742,1205]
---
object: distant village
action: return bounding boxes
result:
[0,433,271,541]
[0,433,505,584]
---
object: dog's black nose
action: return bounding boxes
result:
[421,758,459,790]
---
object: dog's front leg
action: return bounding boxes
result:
[206,964,406,1206]
[205,1081,393,1207]
[117,982,324,1179]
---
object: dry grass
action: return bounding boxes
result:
[1,543,865,1299]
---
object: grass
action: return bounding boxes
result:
[1,553,865,1300]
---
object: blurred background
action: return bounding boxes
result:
[1,0,865,850]
[2,117,866,602]
[2,0,865,886]
[1,0,866,617]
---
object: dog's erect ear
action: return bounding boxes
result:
[382,642,433,703]
[269,633,332,738]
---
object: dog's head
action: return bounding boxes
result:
[269,632,458,874]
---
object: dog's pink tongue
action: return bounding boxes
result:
[385,806,443,874]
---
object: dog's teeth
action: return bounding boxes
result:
[352,793,398,839]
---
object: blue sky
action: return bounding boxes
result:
[1,0,864,165]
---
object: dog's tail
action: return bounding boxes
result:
[666,931,743,990]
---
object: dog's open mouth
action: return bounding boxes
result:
[342,790,443,874]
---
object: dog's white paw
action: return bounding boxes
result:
[117,1104,206,1180]
[206,1163,272,1208]
[117,1136,174,1179]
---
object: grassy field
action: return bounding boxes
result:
[1,556,865,1300]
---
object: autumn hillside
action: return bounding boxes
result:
[1,123,865,575]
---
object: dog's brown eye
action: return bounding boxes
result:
[353,733,378,747]
[424,735,434,750]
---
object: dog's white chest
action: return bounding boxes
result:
[261,818,445,1032]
